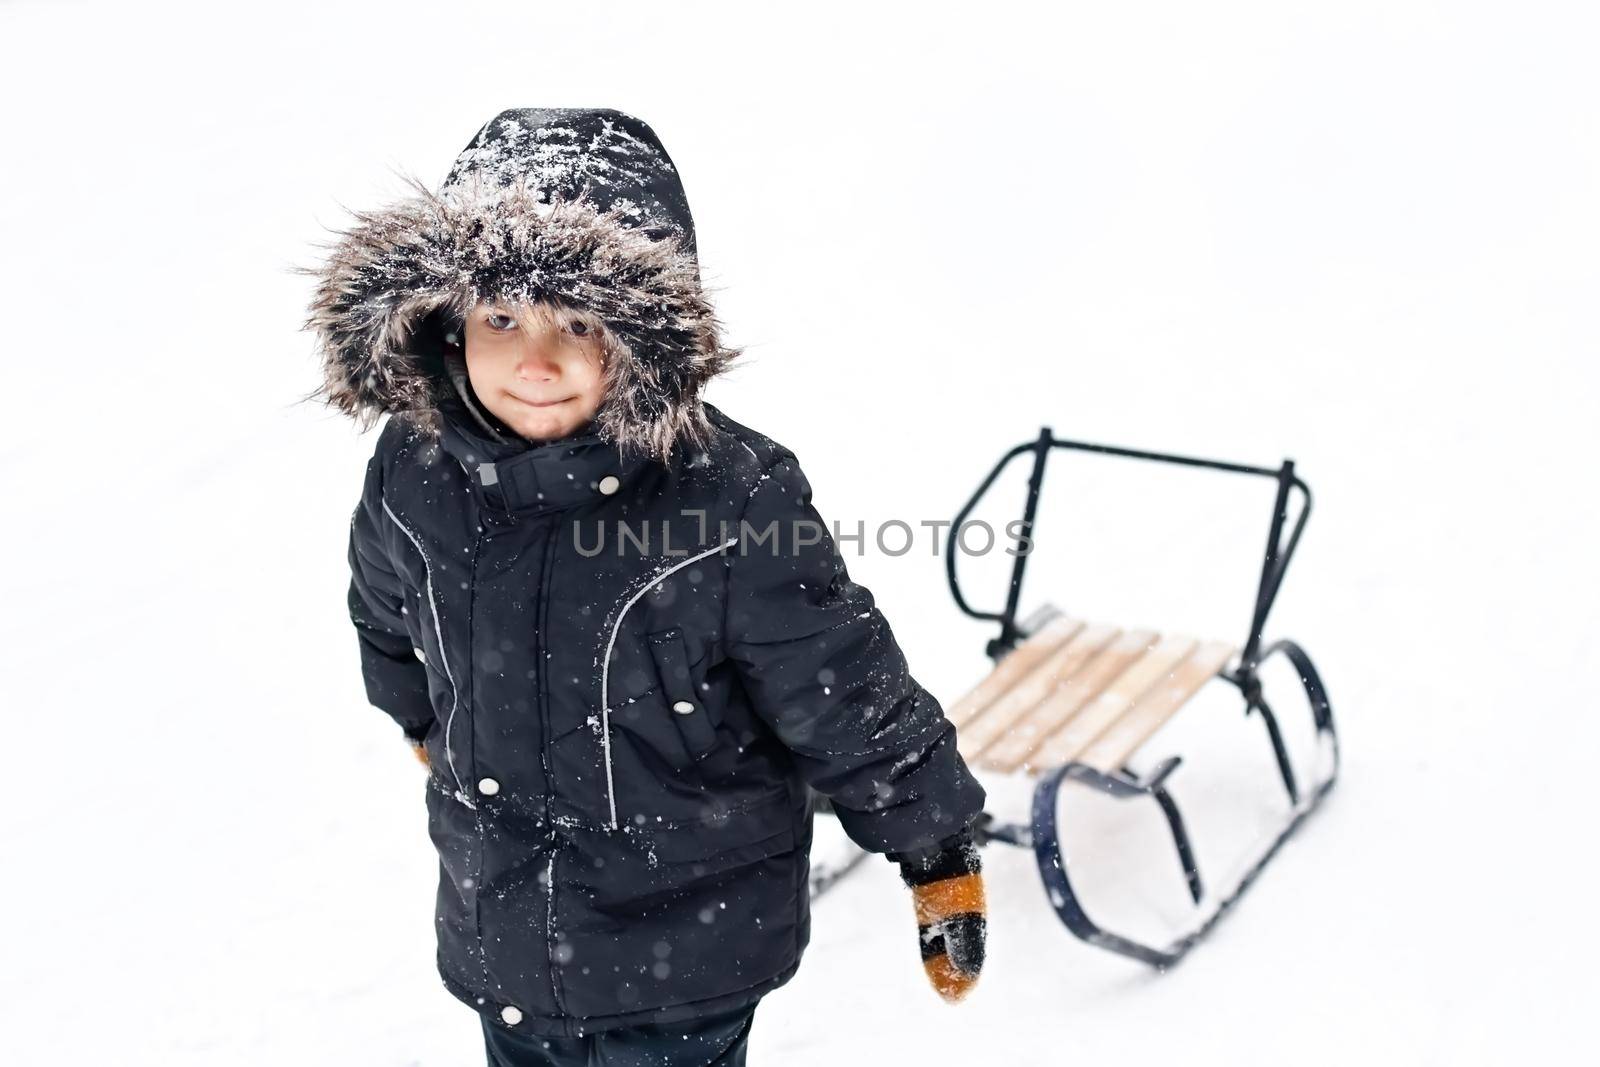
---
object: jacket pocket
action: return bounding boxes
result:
[606,631,715,775]
[555,786,802,1018]
[645,627,723,767]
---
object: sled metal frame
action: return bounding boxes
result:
[942,427,1340,968]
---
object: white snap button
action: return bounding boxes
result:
[672,700,695,715]
[477,777,500,796]
[597,474,621,495]
[413,647,427,662]
[500,1005,523,1026]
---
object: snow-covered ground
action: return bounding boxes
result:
[3,1,1596,1062]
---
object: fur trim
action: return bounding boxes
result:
[297,170,741,462]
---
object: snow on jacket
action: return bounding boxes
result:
[304,107,987,1037]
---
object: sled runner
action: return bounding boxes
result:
[810,427,1339,969]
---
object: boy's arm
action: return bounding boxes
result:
[724,449,987,856]
[347,446,436,745]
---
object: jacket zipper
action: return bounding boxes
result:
[544,846,563,1014]
[533,517,567,1014]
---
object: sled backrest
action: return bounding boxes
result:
[944,427,1311,677]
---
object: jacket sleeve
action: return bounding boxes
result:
[347,444,436,742]
[724,449,987,855]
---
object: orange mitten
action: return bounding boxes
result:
[892,826,987,1002]
[403,724,433,768]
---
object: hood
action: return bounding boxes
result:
[299,107,741,463]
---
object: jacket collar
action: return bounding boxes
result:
[435,393,656,516]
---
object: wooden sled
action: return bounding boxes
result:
[810,427,1340,969]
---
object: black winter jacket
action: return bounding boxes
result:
[311,107,986,1037]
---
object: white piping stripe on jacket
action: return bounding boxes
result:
[381,496,475,809]
[600,535,741,830]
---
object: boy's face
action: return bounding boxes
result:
[463,298,608,442]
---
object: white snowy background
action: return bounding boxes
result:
[2,1,1596,1063]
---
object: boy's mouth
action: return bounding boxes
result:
[507,391,573,409]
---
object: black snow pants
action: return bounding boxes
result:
[480,1001,759,1066]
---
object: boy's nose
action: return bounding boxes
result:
[514,331,564,380]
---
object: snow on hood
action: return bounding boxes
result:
[299,107,741,462]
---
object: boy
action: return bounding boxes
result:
[303,108,988,1066]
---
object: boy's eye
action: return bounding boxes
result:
[567,319,590,337]
[485,312,517,331]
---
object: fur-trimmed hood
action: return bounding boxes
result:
[299,107,741,462]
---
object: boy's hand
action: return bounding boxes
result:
[402,725,433,768]
[891,825,987,1002]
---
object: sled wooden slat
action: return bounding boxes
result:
[944,615,1081,731]
[951,621,1238,778]
[957,622,1120,762]
[1024,633,1198,771]
[1075,640,1238,773]
[976,628,1160,774]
